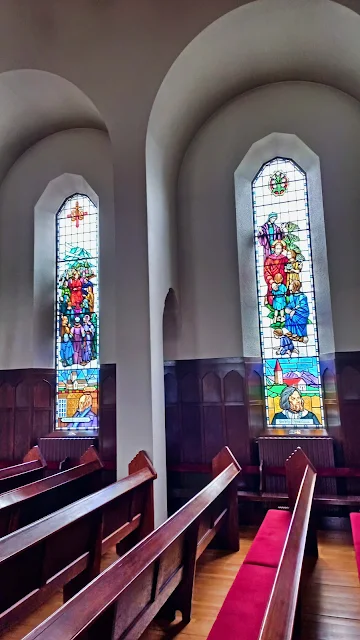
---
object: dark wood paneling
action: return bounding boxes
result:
[0,383,15,460]
[225,405,249,462]
[335,352,360,492]
[203,405,224,462]
[0,369,55,462]
[0,366,116,466]
[165,406,181,465]
[98,364,116,468]
[181,405,202,463]
[258,434,335,495]
[320,354,342,453]
[164,358,256,469]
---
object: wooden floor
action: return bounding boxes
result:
[3,528,360,639]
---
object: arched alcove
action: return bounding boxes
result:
[234,132,334,360]
[0,70,110,371]
[148,0,360,308]
[0,69,105,186]
[34,174,99,371]
[163,288,180,360]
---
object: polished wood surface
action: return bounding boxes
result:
[0,445,103,537]
[0,370,55,462]
[0,450,156,635]
[0,446,46,493]
[260,460,317,639]
[3,528,359,640]
[23,447,241,640]
[285,447,316,510]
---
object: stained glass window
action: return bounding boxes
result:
[253,158,324,430]
[55,194,99,430]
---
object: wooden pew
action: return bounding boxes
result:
[23,446,241,640]
[206,448,317,640]
[0,445,103,537]
[0,446,47,494]
[258,454,317,640]
[0,450,156,635]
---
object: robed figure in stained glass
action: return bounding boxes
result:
[68,270,85,313]
[263,240,289,306]
[257,212,284,258]
[284,280,309,340]
[271,386,320,426]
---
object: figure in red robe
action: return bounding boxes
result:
[68,270,84,313]
[264,240,289,306]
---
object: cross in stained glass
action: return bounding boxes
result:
[67,200,88,228]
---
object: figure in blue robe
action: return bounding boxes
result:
[279,335,294,355]
[285,283,309,338]
[60,333,74,366]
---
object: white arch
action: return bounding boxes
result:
[143,0,360,520]
[148,0,360,182]
[34,174,99,369]
[146,0,360,301]
[0,69,105,186]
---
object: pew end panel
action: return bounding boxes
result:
[23,446,47,468]
[206,446,241,554]
[129,450,157,478]
[0,446,104,537]
[113,452,157,556]
[128,450,157,538]
[0,446,47,494]
[285,448,315,510]
[286,447,318,558]
[80,445,103,465]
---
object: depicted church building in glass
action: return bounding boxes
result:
[252,158,324,428]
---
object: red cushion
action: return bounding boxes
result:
[207,563,277,640]
[350,513,360,577]
[244,509,291,568]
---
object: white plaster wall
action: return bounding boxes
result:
[0,128,115,369]
[177,82,360,357]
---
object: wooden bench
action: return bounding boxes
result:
[23,446,241,640]
[206,447,317,640]
[0,450,156,634]
[0,446,47,494]
[0,445,103,537]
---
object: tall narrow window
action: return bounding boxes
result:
[253,158,324,429]
[55,194,99,430]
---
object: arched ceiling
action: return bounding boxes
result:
[0,69,106,183]
[147,0,360,180]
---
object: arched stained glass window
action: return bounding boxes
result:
[56,194,99,430]
[253,158,324,429]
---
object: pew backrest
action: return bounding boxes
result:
[259,450,317,640]
[23,446,241,640]
[0,445,103,537]
[0,446,47,494]
[0,450,156,635]
[285,446,316,510]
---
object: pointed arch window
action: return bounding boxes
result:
[253,158,324,429]
[55,194,99,430]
